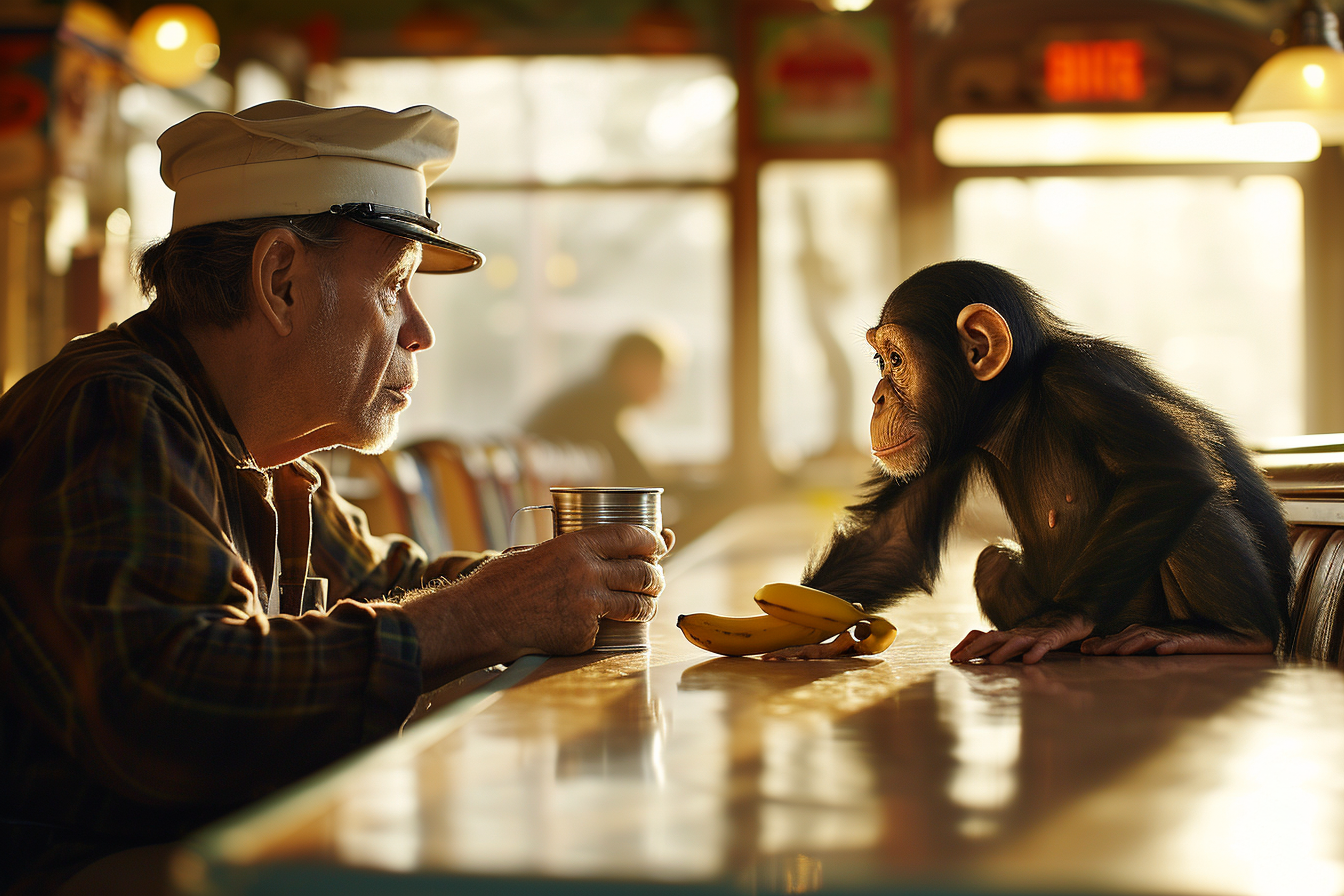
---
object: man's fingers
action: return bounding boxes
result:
[602,590,657,623]
[609,558,664,596]
[577,523,666,560]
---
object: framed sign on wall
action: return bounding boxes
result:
[754,13,896,145]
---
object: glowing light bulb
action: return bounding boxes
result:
[155,19,187,50]
[128,5,220,88]
[1303,63,1326,89]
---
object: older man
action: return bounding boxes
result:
[0,101,670,891]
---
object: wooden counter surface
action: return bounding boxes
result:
[175,503,1344,896]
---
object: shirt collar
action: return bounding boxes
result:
[115,311,258,471]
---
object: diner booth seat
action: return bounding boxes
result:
[312,436,613,554]
[1257,437,1344,665]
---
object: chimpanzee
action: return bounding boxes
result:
[786,260,1290,664]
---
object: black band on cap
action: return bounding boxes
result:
[329,202,442,234]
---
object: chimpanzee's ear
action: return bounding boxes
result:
[956,303,1012,382]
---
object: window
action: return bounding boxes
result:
[759,160,898,470]
[954,175,1304,442]
[321,56,735,465]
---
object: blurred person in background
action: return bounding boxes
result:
[0,101,671,895]
[524,332,668,486]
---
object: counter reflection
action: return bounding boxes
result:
[317,648,1297,893]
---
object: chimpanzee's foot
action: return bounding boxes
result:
[1080,624,1273,656]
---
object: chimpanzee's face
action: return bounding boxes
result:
[866,323,930,480]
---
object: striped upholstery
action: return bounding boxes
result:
[1285,526,1344,664]
[320,437,612,552]
[1262,447,1344,666]
[408,441,489,552]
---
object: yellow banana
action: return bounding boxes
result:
[676,612,833,656]
[753,582,867,630]
[754,583,899,656]
[854,617,898,655]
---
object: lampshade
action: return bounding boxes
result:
[1232,45,1344,143]
[1232,0,1344,144]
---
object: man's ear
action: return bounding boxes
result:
[251,229,301,337]
[956,303,1012,382]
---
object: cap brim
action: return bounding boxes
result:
[349,216,485,274]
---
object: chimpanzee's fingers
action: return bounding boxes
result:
[988,634,1038,664]
[1109,630,1168,655]
[763,632,858,661]
[1081,625,1138,655]
[1022,638,1056,664]
[952,629,988,657]
[1084,625,1163,655]
[951,630,1005,662]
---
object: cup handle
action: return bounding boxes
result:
[509,504,555,547]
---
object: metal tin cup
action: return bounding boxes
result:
[511,487,663,652]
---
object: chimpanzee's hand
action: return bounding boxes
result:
[950,611,1094,664]
[1079,623,1274,656]
[762,629,861,661]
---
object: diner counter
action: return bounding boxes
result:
[175,501,1344,896]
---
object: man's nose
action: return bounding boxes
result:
[401,292,435,352]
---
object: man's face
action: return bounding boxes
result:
[304,224,433,455]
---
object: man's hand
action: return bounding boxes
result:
[950,611,1093,665]
[400,524,674,685]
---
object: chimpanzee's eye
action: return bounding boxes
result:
[872,352,884,372]
[889,350,903,369]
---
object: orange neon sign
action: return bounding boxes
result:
[1044,39,1146,103]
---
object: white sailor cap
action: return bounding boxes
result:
[157,100,484,274]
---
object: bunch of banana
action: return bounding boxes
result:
[677,583,898,657]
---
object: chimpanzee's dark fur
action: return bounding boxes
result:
[803,260,1290,644]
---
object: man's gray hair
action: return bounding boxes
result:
[135,215,345,330]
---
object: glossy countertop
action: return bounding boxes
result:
[177,503,1344,896]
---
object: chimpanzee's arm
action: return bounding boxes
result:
[802,454,977,610]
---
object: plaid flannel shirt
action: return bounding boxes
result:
[0,310,484,881]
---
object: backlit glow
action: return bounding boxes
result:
[934,112,1320,166]
[154,19,186,50]
[1304,63,1326,89]
[128,5,220,88]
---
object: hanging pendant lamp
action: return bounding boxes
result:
[1232,0,1344,144]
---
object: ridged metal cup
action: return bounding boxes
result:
[511,487,664,651]
[551,487,663,536]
